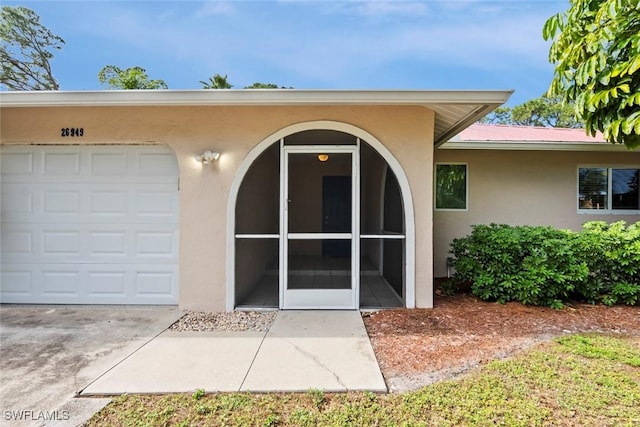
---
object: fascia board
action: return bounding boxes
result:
[439,141,638,152]
[0,89,513,108]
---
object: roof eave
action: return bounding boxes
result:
[0,89,512,108]
[0,89,513,146]
[433,104,500,146]
[439,141,638,152]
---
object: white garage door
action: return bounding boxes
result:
[1,145,179,304]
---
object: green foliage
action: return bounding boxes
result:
[307,388,325,409]
[543,0,640,149]
[196,404,212,415]
[98,65,168,89]
[511,95,583,128]
[199,74,293,89]
[481,95,583,128]
[575,221,640,305]
[0,6,64,90]
[480,106,512,125]
[449,221,639,307]
[192,388,205,400]
[450,224,588,307]
[438,279,460,296]
[200,73,233,89]
[263,413,279,426]
[556,334,640,366]
[245,82,278,89]
[244,82,294,89]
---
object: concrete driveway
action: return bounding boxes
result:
[0,305,181,426]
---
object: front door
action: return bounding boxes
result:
[322,175,352,257]
[281,146,358,309]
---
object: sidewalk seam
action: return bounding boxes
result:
[238,312,276,391]
[76,321,175,396]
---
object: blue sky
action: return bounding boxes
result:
[8,1,569,105]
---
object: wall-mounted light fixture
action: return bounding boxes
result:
[317,154,329,162]
[196,150,221,164]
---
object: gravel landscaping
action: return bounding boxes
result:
[168,310,277,332]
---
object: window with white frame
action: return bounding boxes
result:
[435,163,468,210]
[578,167,639,211]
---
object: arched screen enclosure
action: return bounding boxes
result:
[233,128,409,310]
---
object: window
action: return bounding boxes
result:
[612,169,639,210]
[578,167,639,211]
[435,163,467,210]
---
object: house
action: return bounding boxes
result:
[1,90,637,311]
[434,123,640,278]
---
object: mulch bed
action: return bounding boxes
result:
[362,293,640,391]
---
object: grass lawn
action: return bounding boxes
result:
[87,333,640,426]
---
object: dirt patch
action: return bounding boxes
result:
[363,293,640,391]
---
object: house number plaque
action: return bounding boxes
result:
[60,127,84,137]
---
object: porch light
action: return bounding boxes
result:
[317,154,329,162]
[196,150,220,164]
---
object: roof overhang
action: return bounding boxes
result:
[0,89,513,145]
[440,141,637,151]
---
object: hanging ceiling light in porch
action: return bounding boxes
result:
[317,154,329,162]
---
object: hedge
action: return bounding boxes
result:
[447,221,640,308]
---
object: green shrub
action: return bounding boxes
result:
[449,221,639,307]
[575,221,640,305]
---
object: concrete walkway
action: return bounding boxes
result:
[81,310,387,395]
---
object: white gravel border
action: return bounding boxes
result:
[168,311,278,332]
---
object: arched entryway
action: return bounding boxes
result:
[226,121,415,310]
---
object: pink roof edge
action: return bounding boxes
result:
[456,123,606,143]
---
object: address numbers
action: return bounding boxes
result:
[61,128,84,137]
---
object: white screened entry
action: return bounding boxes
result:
[0,145,179,304]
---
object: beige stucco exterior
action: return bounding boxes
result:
[433,149,640,278]
[1,104,435,311]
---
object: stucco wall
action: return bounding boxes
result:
[433,149,640,278]
[1,105,435,310]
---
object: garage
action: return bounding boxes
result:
[0,144,179,304]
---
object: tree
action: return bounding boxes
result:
[543,0,640,149]
[0,6,64,90]
[200,74,232,89]
[244,82,278,89]
[480,106,512,125]
[480,95,583,128]
[511,95,582,128]
[98,65,167,89]
[244,82,293,89]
